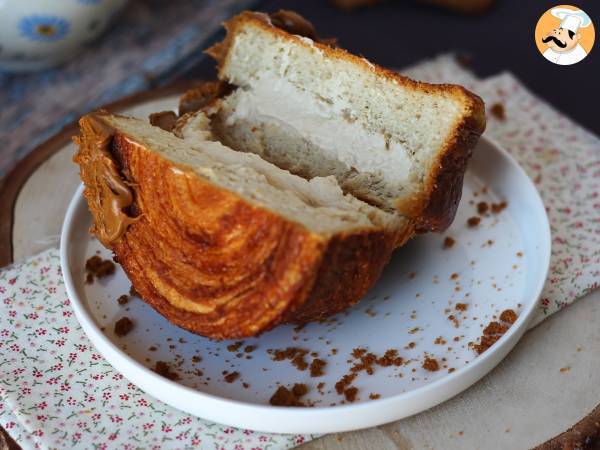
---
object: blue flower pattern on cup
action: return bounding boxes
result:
[19,15,70,42]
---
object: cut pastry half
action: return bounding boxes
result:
[74,112,412,339]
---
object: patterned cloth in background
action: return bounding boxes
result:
[0,0,257,177]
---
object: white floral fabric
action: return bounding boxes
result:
[0,249,309,450]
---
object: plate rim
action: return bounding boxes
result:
[60,135,551,434]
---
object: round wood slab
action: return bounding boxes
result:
[1,82,599,450]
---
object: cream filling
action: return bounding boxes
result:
[224,75,413,187]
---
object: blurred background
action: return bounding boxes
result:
[0,0,598,178]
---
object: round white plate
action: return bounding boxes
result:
[60,136,550,434]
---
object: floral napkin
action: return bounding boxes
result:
[0,249,310,450]
[1,56,599,449]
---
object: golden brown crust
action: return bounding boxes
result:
[74,112,401,339]
[410,89,486,232]
[206,11,486,233]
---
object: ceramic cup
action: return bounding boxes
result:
[0,0,128,73]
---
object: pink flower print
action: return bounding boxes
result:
[40,266,50,274]
[63,299,70,306]
[32,368,43,378]
[2,298,10,304]
[98,444,108,450]
[62,310,72,317]
[119,394,130,401]
[0,329,9,337]
[13,367,25,375]
[102,392,112,400]
[91,413,101,421]
[142,422,154,430]
[112,373,124,381]
[234,445,244,450]
[8,277,16,285]
[76,421,87,429]
[55,339,65,347]
[35,328,47,336]
[223,427,234,434]
[58,326,70,334]
[46,377,59,386]
[27,312,38,320]
[68,352,78,362]
[541,298,550,306]
[21,387,32,396]
[9,343,19,352]
[296,436,305,444]
[110,415,123,424]
[91,353,101,361]
[259,436,268,442]
[51,362,63,371]
[73,432,82,441]
[31,429,44,437]
[21,288,32,295]
[108,432,118,441]
[47,286,57,294]
[91,374,104,381]
[161,424,172,433]
[0,286,5,293]
[137,398,148,407]
[36,415,47,422]
[60,382,70,392]
[35,401,47,410]
[67,397,77,406]
[8,310,16,318]
[4,422,15,429]
[181,417,191,425]
[191,439,201,445]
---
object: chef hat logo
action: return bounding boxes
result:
[551,7,592,33]
[535,5,595,66]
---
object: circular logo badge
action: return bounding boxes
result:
[535,5,595,65]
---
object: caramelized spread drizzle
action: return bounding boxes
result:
[74,115,139,247]
[269,10,318,41]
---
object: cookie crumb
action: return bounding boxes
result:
[483,321,508,336]
[85,255,115,282]
[114,317,134,337]
[369,393,381,400]
[292,383,308,397]
[467,217,481,227]
[499,309,517,324]
[310,358,327,377]
[117,295,129,305]
[560,366,570,373]
[477,201,489,215]
[423,357,439,372]
[491,201,508,213]
[455,303,468,312]
[443,236,456,249]
[223,371,240,383]
[153,361,179,381]
[269,386,305,407]
[344,387,358,402]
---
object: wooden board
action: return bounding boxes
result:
[1,84,599,450]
